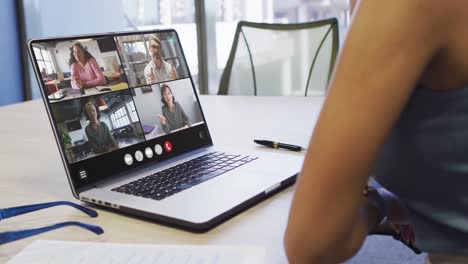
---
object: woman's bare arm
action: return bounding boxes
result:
[284,1,456,263]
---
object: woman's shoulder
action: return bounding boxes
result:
[70,62,79,71]
[174,101,183,109]
[99,121,109,128]
[352,0,467,62]
[86,57,99,66]
[357,0,465,29]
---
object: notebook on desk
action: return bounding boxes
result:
[9,240,265,264]
[27,29,303,231]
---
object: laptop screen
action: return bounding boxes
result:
[29,30,212,190]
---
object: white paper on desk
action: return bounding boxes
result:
[8,240,265,264]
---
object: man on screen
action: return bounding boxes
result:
[144,34,177,85]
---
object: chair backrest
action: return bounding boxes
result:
[218,18,339,96]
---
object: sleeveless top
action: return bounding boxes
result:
[373,85,468,255]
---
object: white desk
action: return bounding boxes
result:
[0,95,324,263]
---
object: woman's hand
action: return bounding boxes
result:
[377,187,410,224]
[157,114,166,125]
[106,142,119,152]
[72,76,82,89]
[377,187,416,245]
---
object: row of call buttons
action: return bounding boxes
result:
[124,141,173,165]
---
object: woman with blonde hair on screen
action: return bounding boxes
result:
[284,0,468,263]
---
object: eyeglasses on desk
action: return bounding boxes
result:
[0,201,103,245]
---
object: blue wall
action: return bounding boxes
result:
[0,0,24,106]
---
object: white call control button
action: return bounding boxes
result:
[124,154,133,165]
[154,144,163,155]
[145,147,153,158]
[135,150,144,162]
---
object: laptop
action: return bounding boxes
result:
[28,29,303,232]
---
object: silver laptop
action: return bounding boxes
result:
[28,29,303,231]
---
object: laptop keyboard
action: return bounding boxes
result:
[111,152,257,201]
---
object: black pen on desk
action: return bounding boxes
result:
[254,139,306,152]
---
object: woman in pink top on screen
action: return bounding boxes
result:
[69,42,106,89]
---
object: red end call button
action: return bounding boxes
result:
[164,141,172,152]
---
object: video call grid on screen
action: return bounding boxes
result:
[31,31,206,167]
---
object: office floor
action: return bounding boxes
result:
[346,235,427,264]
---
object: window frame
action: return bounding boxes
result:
[110,105,132,129]
[126,101,139,123]
[33,46,55,75]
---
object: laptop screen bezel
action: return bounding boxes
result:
[28,29,214,195]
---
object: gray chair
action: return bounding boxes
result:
[218,18,339,96]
